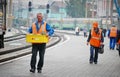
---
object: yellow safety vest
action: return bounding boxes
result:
[32,22,47,34]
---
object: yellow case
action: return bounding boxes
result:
[26,34,49,43]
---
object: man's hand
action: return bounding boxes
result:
[41,32,46,35]
[46,33,50,39]
[87,42,89,45]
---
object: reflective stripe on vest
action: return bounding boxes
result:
[91,37,101,40]
[32,22,47,34]
[90,28,102,47]
[110,27,117,37]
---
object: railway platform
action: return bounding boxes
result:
[0,30,120,77]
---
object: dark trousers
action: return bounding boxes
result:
[30,43,46,70]
[90,46,99,62]
[109,37,116,49]
[84,32,87,37]
[76,32,79,36]
[103,32,106,37]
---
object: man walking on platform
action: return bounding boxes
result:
[108,25,118,50]
[28,13,54,73]
[87,22,104,64]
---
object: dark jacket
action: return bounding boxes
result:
[117,30,120,43]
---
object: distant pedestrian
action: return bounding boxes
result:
[75,26,80,36]
[87,22,104,64]
[28,13,54,73]
[108,24,118,50]
[103,28,107,37]
[100,28,104,37]
[83,28,87,37]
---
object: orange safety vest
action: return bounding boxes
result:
[110,27,117,37]
[32,22,47,34]
[90,28,102,47]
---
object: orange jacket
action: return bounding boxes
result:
[32,22,47,34]
[110,27,117,37]
[90,28,102,47]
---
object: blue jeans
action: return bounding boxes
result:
[90,46,99,63]
[109,37,116,49]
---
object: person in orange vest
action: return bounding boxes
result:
[108,24,118,50]
[116,30,120,56]
[87,22,104,64]
[28,13,54,73]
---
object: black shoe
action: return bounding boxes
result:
[89,61,93,64]
[38,70,42,73]
[111,48,114,50]
[30,69,35,73]
[94,62,97,64]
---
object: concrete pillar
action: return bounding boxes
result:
[110,0,113,27]
[6,0,13,31]
[85,0,88,18]
[106,0,109,29]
